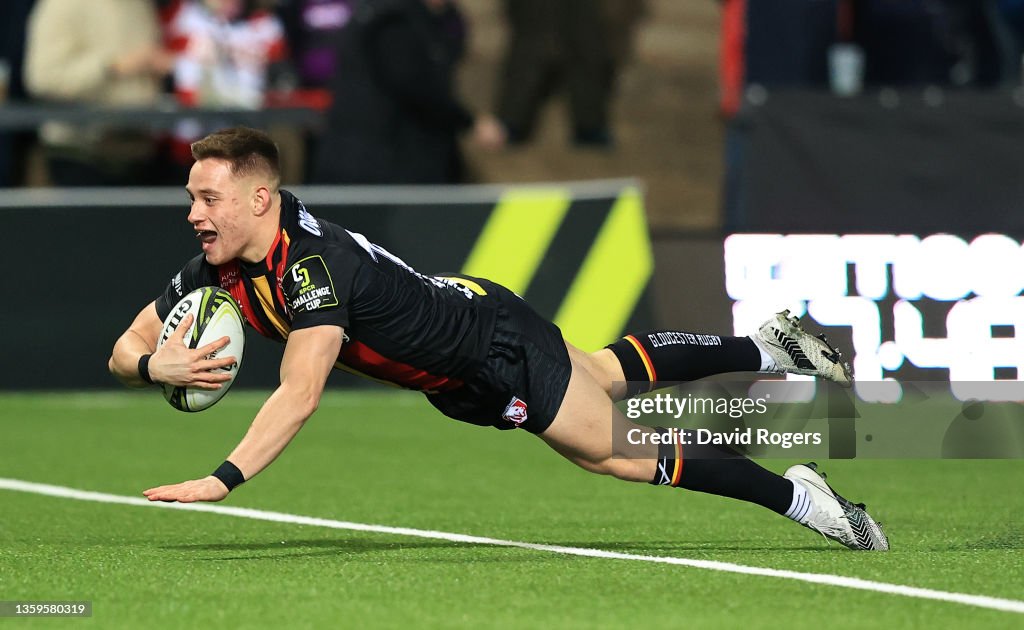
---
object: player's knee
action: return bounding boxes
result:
[586,348,627,399]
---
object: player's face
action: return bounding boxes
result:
[186,159,258,265]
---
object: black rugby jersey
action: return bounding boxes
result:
[155,190,497,392]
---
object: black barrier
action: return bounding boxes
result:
[2,183,653,389]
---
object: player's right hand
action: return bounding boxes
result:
[147,314,237,389]
[143,476,230,503]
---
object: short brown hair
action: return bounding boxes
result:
[191,127,280,187]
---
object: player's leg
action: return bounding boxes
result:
[563,342,626,400]
[541,350,888,550]
[536,352,656,481]
[540,354,803,512]
[581,311,853,402]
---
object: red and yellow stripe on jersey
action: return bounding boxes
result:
[219,228,292,341]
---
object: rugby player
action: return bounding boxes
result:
[109,127,888,551]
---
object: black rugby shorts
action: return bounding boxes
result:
[425,280,572,434]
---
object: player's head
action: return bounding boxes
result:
[191,127,280,190]
[186,127,281,265]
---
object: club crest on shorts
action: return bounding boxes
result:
[502,396,529,426]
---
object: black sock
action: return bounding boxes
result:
[607,331,761,396]
[648,428,792,515]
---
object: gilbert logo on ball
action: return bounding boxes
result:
[157,286,246,412]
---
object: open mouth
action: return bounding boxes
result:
[196,230,218,245]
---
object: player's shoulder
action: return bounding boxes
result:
[280,191,371,276]
[277,195,362,313]
[282,191,364,251]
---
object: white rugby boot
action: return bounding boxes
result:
[752,310,853,386]
[785,462,889,551]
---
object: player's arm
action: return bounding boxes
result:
[108,301,235,389]
[108,302,163,388]
[142,325,344,503]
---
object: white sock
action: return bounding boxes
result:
[784,480,812,523]
[749,335,780,372]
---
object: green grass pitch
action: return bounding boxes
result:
[1,390,1023,628]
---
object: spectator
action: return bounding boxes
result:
[275,0,353,181]
[24,0,174,186]
[311,0,505,185]
[495,0,622,148]
[162,0,290,166]
[164,0,289,109]
[277,0,354,89]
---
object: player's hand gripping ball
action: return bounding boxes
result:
[157,287,245,412]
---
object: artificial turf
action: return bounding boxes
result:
[1,391,1022,628]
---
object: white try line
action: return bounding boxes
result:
[3,477,1023,616]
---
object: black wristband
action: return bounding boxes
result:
[211,460,246,491]
[138,354,154,385]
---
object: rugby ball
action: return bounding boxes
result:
[156,287,245,412]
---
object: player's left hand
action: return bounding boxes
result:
[143,476,230,503]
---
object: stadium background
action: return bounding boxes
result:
[3,1,1024,627]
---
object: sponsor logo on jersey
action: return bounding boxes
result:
[502,396,529,426]
[219,266,240,288]
[297,202,323,237]
[285,255,338,312]
[172,272,183,296]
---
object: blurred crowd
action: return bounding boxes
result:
[4,0,1022,190]
[0,0,642,188]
